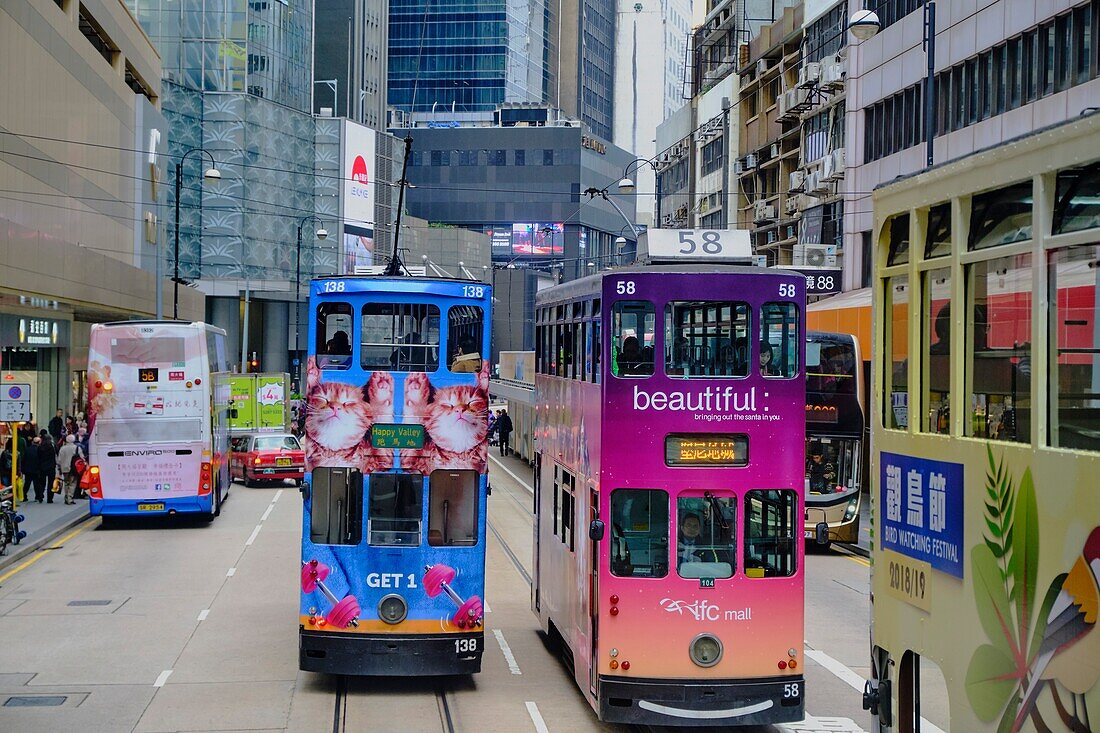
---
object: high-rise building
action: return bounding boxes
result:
[388,0,556,119]
[612,0,692,225]
[131,0,312,113]
[313,0,389,130]
[558,0,618,139]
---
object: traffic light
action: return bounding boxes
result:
[249,352,259,372]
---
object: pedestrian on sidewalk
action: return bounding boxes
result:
[23,435,46,503]
[48,409,64,443]
[1,439,17,497]
[39,431,57,504]
[57,435,83,505]
[496,409,513,457]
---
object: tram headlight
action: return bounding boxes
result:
[378,594,408,625]
[844,497,859,522]
[689,634,723,668]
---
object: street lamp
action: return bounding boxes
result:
[849,3,936,168]
[173,149,220,320]
[294,216,328,379]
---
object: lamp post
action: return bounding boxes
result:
[617,157,660,228]
[173,149,220,320]
[294,216,328,382]
[849,2,936,168]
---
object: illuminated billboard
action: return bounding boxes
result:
[487,223,564,256]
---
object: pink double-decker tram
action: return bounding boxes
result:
[533,265,807,726]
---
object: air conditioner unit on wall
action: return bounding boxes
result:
[832,148,846,178]
[798,62,821,89]
[745,153,758,169]
[754,203,777,222]
[793,244,837,267]
[785,196,800,214]
[789,171,805,192]
[789,87,811,112]
[822,153,836,181]
[757,59,768,76]
[821,58,847,91]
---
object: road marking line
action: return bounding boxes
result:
[489,454,534,495]
[260,504,275,522]
[804,649,945,733]
[197,609,210,621]
[153,670,173,687]
[0,520,96,584]
[273,489,283,502]
[493,629,522,675]
[525,701,549,733]
[245,524,262,546]
[484,600,492,613]
[226,567,236,577]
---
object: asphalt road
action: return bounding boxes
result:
[0,458,920,733]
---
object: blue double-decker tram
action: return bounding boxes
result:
[298,274,492,676]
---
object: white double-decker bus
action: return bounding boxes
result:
[86,321,231,518]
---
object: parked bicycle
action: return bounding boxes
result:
[0,487,26,556]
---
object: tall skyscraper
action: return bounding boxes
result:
[313,0,389,130]
[557,0,618,140]
[613,0,692,225]
[131,0,312,113]
[388,0,556,116]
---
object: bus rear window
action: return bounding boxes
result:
[362,303,440,371]
[110,337,186,365]
[609,489,669,578]
[744,490,798,578]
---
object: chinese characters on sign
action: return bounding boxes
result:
[880,452,964,578]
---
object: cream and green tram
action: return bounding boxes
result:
[867,113,1100,733]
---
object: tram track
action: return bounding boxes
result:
[487,518,532,585]
[331,675,458,733]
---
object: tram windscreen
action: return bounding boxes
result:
[609,489,669,578]
[806,338,856,394]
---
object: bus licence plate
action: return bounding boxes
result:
[138,503,165,512]
[276,458,292,466]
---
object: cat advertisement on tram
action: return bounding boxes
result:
[298,277,492,676]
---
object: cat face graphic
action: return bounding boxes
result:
[306,382,371,450]
[424,386,488,452]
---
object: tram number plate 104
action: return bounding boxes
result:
[884,550,932,612]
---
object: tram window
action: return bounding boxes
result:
[664,301,750,378]
[1053,163,1100,235]
[923,269,952,435]
[609,489,669,578]
[760,303,799,378]
[361,303,439,372]
[743,490,797,578]
[592,319,602,383]
[885,213,910,266]
[968,182,1033,250]
[315,303,353,369]
[368,473,423,545]
[428,470,478,546]
[447,306,484,373]
[676,495,735,580]
[310,467,363,545]
[611,301,655,377]
[1049,244,1100,452]
[884,276,910,429]
[584,320,593,381]
[806,339,856,394]
[925,203,952,259]
[561,470,575,551]
[969,255,1032,443]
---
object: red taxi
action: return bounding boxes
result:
[230,433,305,486]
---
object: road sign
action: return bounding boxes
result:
[1,382,32,422]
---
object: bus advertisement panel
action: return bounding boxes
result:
[87,322,229,516]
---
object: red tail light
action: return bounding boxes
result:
[199,462,212,495]
[85,466,103,499]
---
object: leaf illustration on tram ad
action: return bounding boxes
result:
[303,356,394,472]
[400,361,489,475]
[965,449,1099,732]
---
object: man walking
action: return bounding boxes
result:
[23,435,46,503]
[496,409,513,457]
[56,435,82,505]
[39,431,57,503]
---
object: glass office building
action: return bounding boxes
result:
[388,0,556,114]
[129,0,312,113]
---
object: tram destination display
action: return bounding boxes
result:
[665,433,749,466]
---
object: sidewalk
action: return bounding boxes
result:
[0,492,90,570]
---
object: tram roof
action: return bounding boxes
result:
[535,263,797,305]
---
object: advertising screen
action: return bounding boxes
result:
[343,224,374,273]
[342,121,376,229]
